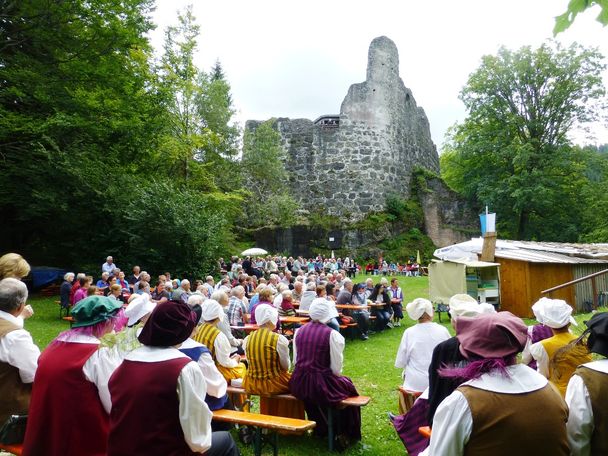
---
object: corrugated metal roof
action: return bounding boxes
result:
[494,249,608,264]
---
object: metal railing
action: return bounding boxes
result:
[541,268,608,309]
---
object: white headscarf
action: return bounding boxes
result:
[124,294,156,326]
[478,303,497,314]
[309,300,332,323]
[255,304,278,326]
[201,299,223,322]
[448,294,481,318]
[405,298,434,321]
[531,297,577,329]
[311,297,339,319]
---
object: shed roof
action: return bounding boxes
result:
[434,238,608,265]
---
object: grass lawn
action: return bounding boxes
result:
[22,275,607,455]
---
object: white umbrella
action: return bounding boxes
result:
[241,247,268,256]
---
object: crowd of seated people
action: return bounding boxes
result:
[2,250,607,456]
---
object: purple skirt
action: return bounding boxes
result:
[392,398,430,456]
[289,369,361,440]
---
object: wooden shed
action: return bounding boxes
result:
[434,239,608,318]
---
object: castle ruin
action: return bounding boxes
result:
[245,36,440,219]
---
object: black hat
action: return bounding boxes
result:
[586,312,608,357]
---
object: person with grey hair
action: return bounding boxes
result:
[299,281,317,311]
[102,256,117,275]
[172,279,191,304]
[211,290,243,354]
[0,278,41,425]
[292,281,304,302]
[60,272,75,310]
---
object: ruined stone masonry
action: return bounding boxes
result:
[245,36,440,220]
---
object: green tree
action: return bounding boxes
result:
[554,0,608,35]
[195,60,242,191]
[241,120,299,227]
[0,0,166,267]
[441,42,606,241]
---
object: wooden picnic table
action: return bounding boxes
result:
[335,304,369,310]
[230,324,259,332]
[295,309,309,315]
[279,316,310,324]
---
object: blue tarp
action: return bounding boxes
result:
[31,267,67,288]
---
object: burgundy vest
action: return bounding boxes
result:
[108,356,196,456]
[23,342,108,456]
[295,322,332,373]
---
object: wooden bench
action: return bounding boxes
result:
[398,386,422,414]
[62,316,75,327]
[226,386,370,451]
[0,444,22,455]
[212,409,315,456]
[338,322,359,340]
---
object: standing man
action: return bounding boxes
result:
[102,256,117,276]
[0,278,40,426]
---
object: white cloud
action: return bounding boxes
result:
[150,0,608,147]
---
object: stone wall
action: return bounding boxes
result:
[418,176,479,247]
[244,36,439,220]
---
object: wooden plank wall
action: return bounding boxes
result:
[527,263,574,313]
[498,258,530,317]
[498,259,574,317]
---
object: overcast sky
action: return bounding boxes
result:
[149,0,608,149]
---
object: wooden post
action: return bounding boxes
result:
[592,277,598,310]
[480,232,497,262]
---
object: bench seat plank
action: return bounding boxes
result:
[212,409,315,433]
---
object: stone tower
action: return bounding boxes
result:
[245,36,439,219]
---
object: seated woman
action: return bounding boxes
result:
[521,299,554,370]
[395,298,450,393]
[23,296,125,456]
[249,287,274,324]
[107,301,239,456]
[211,290,243,355]
[243,305,304,418]
[178,304,231,431]
[565,312,608,455]
[101,294,156,356]
[390,299,450,456]
[289,301,361,450]
[421,312,569,456]
[368,282,392,331]
[192,300,246,383]
[529,298,591,397]
[73,275,92,304]
[311,285,340,331]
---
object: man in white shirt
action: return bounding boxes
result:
[0,278,40,424]
[102,256,117,275]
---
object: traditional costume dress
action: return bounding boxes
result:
[565,312,608,456]
[529,298,592,396]
[420,312,569,456]
[289,302,361,444]
[192,300,246,382]
[23,296,123,456]
[395,299,450,393]
[243,305,304,418]
[107,301,239,456]
[391,298,451,455]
